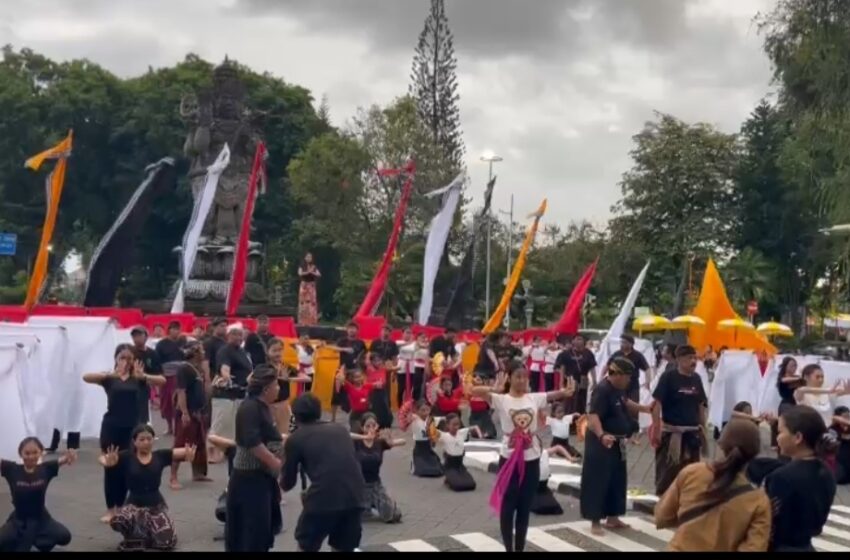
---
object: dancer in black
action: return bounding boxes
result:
[283,394,366,552]
[244,314,273,367]
[169,342,211,490]
[580,357,650,535]
[101,425,196,551]
[225,365,284,552]
[650,345,707,496]
[439,413,482,492]
[404,400,444,478]
[351,413,404,523]
[84,344,166,523]
[0,438,75,552]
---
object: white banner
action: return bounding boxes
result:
[418,173,465,325]
[172,145,231,313]
[595,261,650,377]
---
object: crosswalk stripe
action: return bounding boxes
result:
[624,516,675,542]
[451,532,505,552]
[526,527,586,552]
[813,537,848,552]
[466,440,502,450]
[558,521,655,552]
[819,524,850,543]
[833,505,850,516]
[549,472,581,488]
[829,513,850,528]
[389,539,441,552]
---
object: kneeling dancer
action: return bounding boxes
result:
[439,413,482,492]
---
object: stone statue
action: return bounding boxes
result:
[180,57,262,245]
[171,58,268,310]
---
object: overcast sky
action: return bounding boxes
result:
[0,0,778,229]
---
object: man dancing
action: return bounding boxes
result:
[650,345,707,496]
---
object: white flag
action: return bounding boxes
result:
[171,145,231,313]
[595,261,650,378]
[418,173,465,325]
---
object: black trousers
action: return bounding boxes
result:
[0,513,71,552]
[100,420,134,509]
[48,430,80,451]
[397,368,424,405]
[225,471,277,552]
[497,457,540,553]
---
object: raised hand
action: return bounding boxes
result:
[60,449,77,466]
[102,445,120,468]
[133,359,146,379]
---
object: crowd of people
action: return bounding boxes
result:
[0,318,847,553]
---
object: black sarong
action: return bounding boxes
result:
[469,410,497,440]
[443,454,475,492]
[530,480,563,515]
[579,432,626,521]
[411,440,443,478]
[655,431,701,496]
[0,512,71,552]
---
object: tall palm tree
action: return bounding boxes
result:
[724,247,777,310]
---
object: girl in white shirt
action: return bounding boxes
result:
[546,402,582,460]
[543,342,561,390]
[468,361,575,553]
[398,331,429,404]
[438,413,483,492]
[524,337,548,393]
[794,364,850,427]
[404,400,443,478]
[294,334,317,396]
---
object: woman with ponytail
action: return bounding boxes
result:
[761,406,837,552]
[655,419,770,551]
[467,360,575,552]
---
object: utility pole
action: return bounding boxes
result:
[480,152,503,318]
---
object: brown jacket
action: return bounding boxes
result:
[655,462,771,552]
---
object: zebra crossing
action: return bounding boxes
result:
[362,511,850,552]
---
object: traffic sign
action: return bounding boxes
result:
[747,300,759,316]
[0,233,16,256]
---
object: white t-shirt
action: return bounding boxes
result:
[439,428,470,457]
[411,416,431,442]
[296,345,315,376]
[413,345,429,368]
[491,392,549,461]
[800,392,836,427]
[545,415,574,439]
[526,345,546,372]
[539,449,551,481]
[397,341,415,372]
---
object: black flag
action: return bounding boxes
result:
[83,158,177,306]
[440,176,497,328]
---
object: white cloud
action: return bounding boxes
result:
[0,0,778,227]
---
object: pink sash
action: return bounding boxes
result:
[489,430,533,515]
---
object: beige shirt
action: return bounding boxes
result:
[655,462,771,552]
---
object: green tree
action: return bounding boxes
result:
[610,113,740,307]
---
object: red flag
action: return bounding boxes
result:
[226,142,267,316]
[551,258,598,335]
[354,162,416,318]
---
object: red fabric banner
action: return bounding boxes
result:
[354,162,416,319]
[226,142,267,316]
[551,258,598,335]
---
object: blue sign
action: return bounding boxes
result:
[0,233,17,256]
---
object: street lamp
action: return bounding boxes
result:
[498,195,514,328]
[480,151,503,319]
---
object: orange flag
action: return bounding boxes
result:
[688,258,775,355]
[482,199,547,334]
[24,131,73,311]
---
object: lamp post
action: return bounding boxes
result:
[498,194,514,328]
[480,151,503,319]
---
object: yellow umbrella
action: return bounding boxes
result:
[757,321,794,338]
[671,315,706,330]
[632,315,672,336]
[718,317,755,344]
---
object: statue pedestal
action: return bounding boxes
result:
[171,242,268,309]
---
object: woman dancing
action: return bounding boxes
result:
[101,425,196,551]
[467,362,575,552]
[438,413,482,492]
[267,337,310,435]
[404,400,444,478]
[84,344,166,523]
[351,413,404,523]
[335,366,383,433]
[170,341,211,490]
[467,374,497,439]
[225,365,285,552]
[0,438,75,552]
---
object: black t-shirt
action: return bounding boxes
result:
[337,336,366,371]
[216,344,252,388]
[370,339,399,363]
[354,439,390,483]
[244,331,274,368]
[103,375,148,428]
[133,346,161,374]
[765,459,836,550]
[557,348,597,382]
[609,349,650,395]
[204,336,226,376]
[495,344,521,365]
[474,342,499,377]
[1,460,59,519]
[282,422,366,513]
[155,338,185,369]
[652,370,707,427]
[589,379,633,437]
[429,336,458,359]
[235,396,283,449]
[177,363,206,413]
[120,449,173,508]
